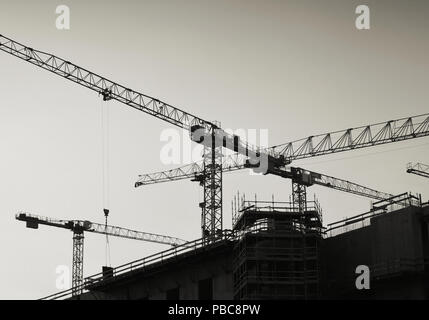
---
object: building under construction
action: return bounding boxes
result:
[37,192,429,300]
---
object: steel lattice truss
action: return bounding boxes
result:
[84,221,186,246]
[310,170,393,200]
[136,113,429,186]
[201,136,223,241]
[136,153,247,187]
[135,159,393,201]
[0,35,211,131]
[15,213,186,246]
[0,34,281,240]
[266,113,429,161]
[292,182,307,212]
[72,233,84,296]
[0,34,270,159]
[407,162,429,179]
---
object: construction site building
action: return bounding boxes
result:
[44,193,429,300]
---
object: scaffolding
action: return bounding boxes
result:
[232,197,323,300]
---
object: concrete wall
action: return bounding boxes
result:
[371,206,425,276]
[321,205,429,299]
[81,243,234,300]
[321,224,373,297]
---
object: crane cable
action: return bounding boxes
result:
[101,99,111,267]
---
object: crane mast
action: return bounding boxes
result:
[16,212,187,296]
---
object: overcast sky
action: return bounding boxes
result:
[0,0,428,299]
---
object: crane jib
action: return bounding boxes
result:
[0,34,278,163]
[0,34,212,131]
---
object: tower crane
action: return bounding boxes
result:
[16,212,187,296]
[407,162,429,179]
[136,113,429,210]
[0,34,282,242]
[1,35,428,239]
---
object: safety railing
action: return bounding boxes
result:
[232,199,322,228]
[325,193,422,238]
[40,231,235,300]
